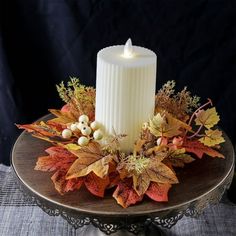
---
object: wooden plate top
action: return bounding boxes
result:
[11,115,235,217]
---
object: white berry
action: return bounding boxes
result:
[81,126,92,136]
[70,123,78,131]
[90,121,100,130]
[62,129,72,139]
[93,129,103,140]
[77,121,88,130]
[79,114,89,123]
[78,136,89,146]
[156,137,162,146]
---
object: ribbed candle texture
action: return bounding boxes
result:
[95,40,157,152]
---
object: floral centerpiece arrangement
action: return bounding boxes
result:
[17,78,225,208]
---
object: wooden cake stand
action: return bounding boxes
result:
[11,115,235,235]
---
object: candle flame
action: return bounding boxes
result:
[123,38,133,58]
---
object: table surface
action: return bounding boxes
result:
[1,164,236,236]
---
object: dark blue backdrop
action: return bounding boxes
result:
[0,0,236,165]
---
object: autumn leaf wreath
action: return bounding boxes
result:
[17,78,225,208]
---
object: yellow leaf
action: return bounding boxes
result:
[65,143,81,151]
[66,142,113,179]
[172,148,186,155]
[199,129,225,147]
[39,121,47,126]
[149,112,191,138]
[49,109,76,124]
[195,107,220,129]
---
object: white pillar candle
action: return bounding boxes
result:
[95,39,157,153]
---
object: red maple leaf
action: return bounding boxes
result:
[35,146,84,195]
[45,146,76,159]
[35,147,77,172]
[51,170,83,195]
[145,182,172,202]
[113,181,143,208]
[61,104,71,112]
[182,139,224,159]
[84,172,110,198]
[107,161,120,188]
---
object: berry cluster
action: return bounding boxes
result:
[61,114,103,146]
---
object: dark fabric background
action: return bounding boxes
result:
[0,0,236,165]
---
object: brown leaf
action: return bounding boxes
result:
[17,123,75,144]
[133,159,178,196]
[117,164,132,180]
[66,142,113,179]
[17,123,59,137]
[112,181,143,208]
[146,182,172,202]
[167,149,195,168]
[134,139,147,155]
[146,160,178,184]
[32,134,77,144]
[145,145,167,157]
[133,172,150,196]
[168,154,195,168]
